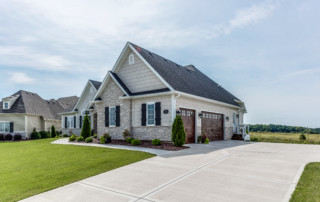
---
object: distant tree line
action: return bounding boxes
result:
[249,124,320,134]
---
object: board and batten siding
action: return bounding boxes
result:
[116,50,167,93]
[0,114,25,132]
[26,115,44,136]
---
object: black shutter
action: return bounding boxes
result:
[155,102,161,126]
[74,116,76,128]
[105,107,109,127]
[116,106,120,127]
[141,103,146,126]
[65,117,67,129]
[10,122,14,132]
[79,116,82,128]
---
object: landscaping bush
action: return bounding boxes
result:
[81,114,91,139]
[123,129,131,140]
[69,136,76,141]
[63,134,68,137]
[171,115,186,147]
[93,134,98,138]
[5,134,13,140]
[77,136,84,142]
[300,133,307,141]
[197,136,202,143]
[50,125,56,138]
[31,128,41,139]
[131,139,141,145]
[0,134,4,141]
[85,137,93,143]
[152,139,161,146]
[201,131,208,143]
[100,136,106,144]
[13,134,22,141]
[103,133,112,143]
[126,137,134,143]
[39,131,49,139]
[204,138,209,144]
[251,137,258,141]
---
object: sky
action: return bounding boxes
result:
[0,0,319,127]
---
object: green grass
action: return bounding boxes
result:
[290,162,320,202]
[0,139,154,202]
[250,132,320,144]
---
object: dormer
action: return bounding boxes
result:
[2,95,20,110]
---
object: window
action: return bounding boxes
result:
[147,103,155,126]
[3,102,9,109]
[109,107,116,126]
[67,116,74,129]
[129,53,134,65]
[0,122,10,132]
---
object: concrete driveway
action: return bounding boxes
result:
[22,141,320,202]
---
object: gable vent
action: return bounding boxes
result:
[184,65,195,71]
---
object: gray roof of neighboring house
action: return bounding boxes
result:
[129,42,241,107]
[0,90,79,120]
[89,80,102,90]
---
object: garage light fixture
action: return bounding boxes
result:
[176,110,181,115]
[226,116,229,121]
[198,113,203,118]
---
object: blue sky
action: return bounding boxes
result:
[0,0,319,127]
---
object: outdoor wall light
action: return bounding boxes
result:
[226,116,229,121]
[198,113,203,118]
[176,110,181,115]
[236,114,239,118]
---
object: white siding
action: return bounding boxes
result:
[0,114,25,132]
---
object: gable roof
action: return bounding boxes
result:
[129,42,241,107]
[0,90,79,120]
[89,80,102,90]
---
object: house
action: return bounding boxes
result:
[0,90,78,139]
[62,42,247,143]
[60,80,101,136]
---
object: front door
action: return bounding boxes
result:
[180,108,195,143]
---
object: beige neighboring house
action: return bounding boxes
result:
[60,80,101,136]
[0,90,78,139]
[77,42,248,143]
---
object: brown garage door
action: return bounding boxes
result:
[180,108,195,143]
[201,111,223,141]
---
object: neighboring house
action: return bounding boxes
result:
[60,80,101,136]
[70,42,247,143]
[0,90,78,139]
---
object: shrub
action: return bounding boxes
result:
[70,134,76,138]
[85,137,93,143]
[100,136,106,144]
[39,131,49,139]
[171,115,186,147]
[0,134,4,141]
[81,114,91,139]
[131,139,141,145]
[13,134,22,141]
[251,137,258,141]
[63,134,68,137]
[93,134,98,138]
[77,136,84,142]
[197,136,202,143]
[299,134,307,141]
[204,138,209,144]
[126,137,134,143]
[152,139,161,146]
[31,128,41,139]
[50,125,56,138]
[201,131,208,143]
[103,133,112,143]
[69,136,76,141]
[123,129,131,140]
[5,134,13,140]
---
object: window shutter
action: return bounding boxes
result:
[65,117,67,129]
[116,106,120,127]
[79,116,82,128]
[10,122,14,132]
[155,102,161,126]
[141,103,146,126]
[74,116,76,128]
[105,107,109,127]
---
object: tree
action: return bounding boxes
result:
[81,114,91,139]
[171,115,186,147]
[50,125,56,138]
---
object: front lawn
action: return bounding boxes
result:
[290,162,320,202]
[250,132,320,144]
[0,138,154,202]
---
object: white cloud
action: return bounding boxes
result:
[9,72,35,84]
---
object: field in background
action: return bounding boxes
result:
[250,132,320,144]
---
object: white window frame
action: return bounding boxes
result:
[147,102,155,126]
[109,106,116,127]
[67,116,74,129]
[128,53,134,65]
[0,121,10,133]
[3,102,9,109]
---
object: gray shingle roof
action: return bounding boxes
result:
[89,80,102,90]
[129,42,241,107]
[0,90,79,120]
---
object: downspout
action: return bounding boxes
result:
[172,92,180,122]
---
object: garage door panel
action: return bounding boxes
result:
[180,108,195,144]
[202,112,223,141]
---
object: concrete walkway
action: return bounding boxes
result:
[22,141,320,202]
